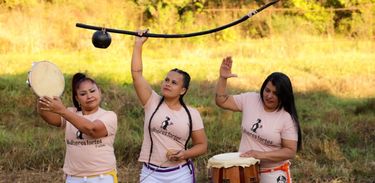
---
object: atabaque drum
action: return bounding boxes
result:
[207,152,260,183]
[27,61,65,98]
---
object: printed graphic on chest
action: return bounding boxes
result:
[160,116,174,130]
[76,130,84,139]
[250,118,263,133]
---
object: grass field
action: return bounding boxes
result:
[1,35,375,182]
[1,1,375,183]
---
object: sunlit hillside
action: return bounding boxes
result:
[1,1,374,98]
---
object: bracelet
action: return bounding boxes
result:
[131,69,143,72]
[216,93,229,103]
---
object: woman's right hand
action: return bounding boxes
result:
[37,96,64,127]
[39,96,66,115]
[135,29,149,45]
[220,56,238,79]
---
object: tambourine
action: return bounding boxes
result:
[27,61,65,98]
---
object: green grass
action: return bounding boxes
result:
[1,38,374,182]
[1,33,375,182]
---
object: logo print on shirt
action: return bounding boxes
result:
[160,116,173,130]
[277,175,287,183]
[251,118,262,133]
[76,130,84,139]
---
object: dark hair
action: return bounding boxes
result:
[260,72,302,151]
[147,68,193,163]
[71,73,97,111]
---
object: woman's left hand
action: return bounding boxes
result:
[39,96,66,115]
[167,149,186,162]
[220,56,238,79]
[240,150,263,159]
[135,29,149,45]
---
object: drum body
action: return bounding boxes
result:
[207,152,260,183]
[27,61,65,98]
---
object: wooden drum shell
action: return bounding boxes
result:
[210,163,260,183]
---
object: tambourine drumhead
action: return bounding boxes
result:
[27,61,65,98]
[207,152,260,168]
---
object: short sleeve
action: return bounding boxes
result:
[97,111,117,136]
[144,90,162,110]
[233,92,257,111]
[233,93,245,111]
[281,115,298,141]
[190,107,204,131]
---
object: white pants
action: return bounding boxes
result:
[66,174,114,183]
[260,169,292,183]
[140,163,194,183]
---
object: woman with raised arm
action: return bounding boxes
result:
[215,56,302,183]
[37,73,118,183]
[131,30,207,183]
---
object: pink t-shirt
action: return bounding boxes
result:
[138,91,204,167]
[233,92,298,168]
[61,107,117,176]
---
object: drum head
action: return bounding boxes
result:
[207,152,260,168]
[27,61,65,98]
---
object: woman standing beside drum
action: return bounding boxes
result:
[37,73,118,183]
[215,57,302,183]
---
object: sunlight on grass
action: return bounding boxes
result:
[3,34,374,98]
[1,1,374,99]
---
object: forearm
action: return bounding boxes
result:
[38,111,61,127]
[184,143,207,160]
[131,43,143,77]
[59,109,98,136]
[258,148,296,162]
[215,77,229,106]
[37,102,61,127]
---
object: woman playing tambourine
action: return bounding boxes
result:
[37,73,118,183]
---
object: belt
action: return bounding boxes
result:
[68,169,118,183]
[260,162,291,183]
[144,161,190,173]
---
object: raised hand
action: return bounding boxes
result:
[135,29,149,45]
[220,56,238,79]
[39,96,66,115]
